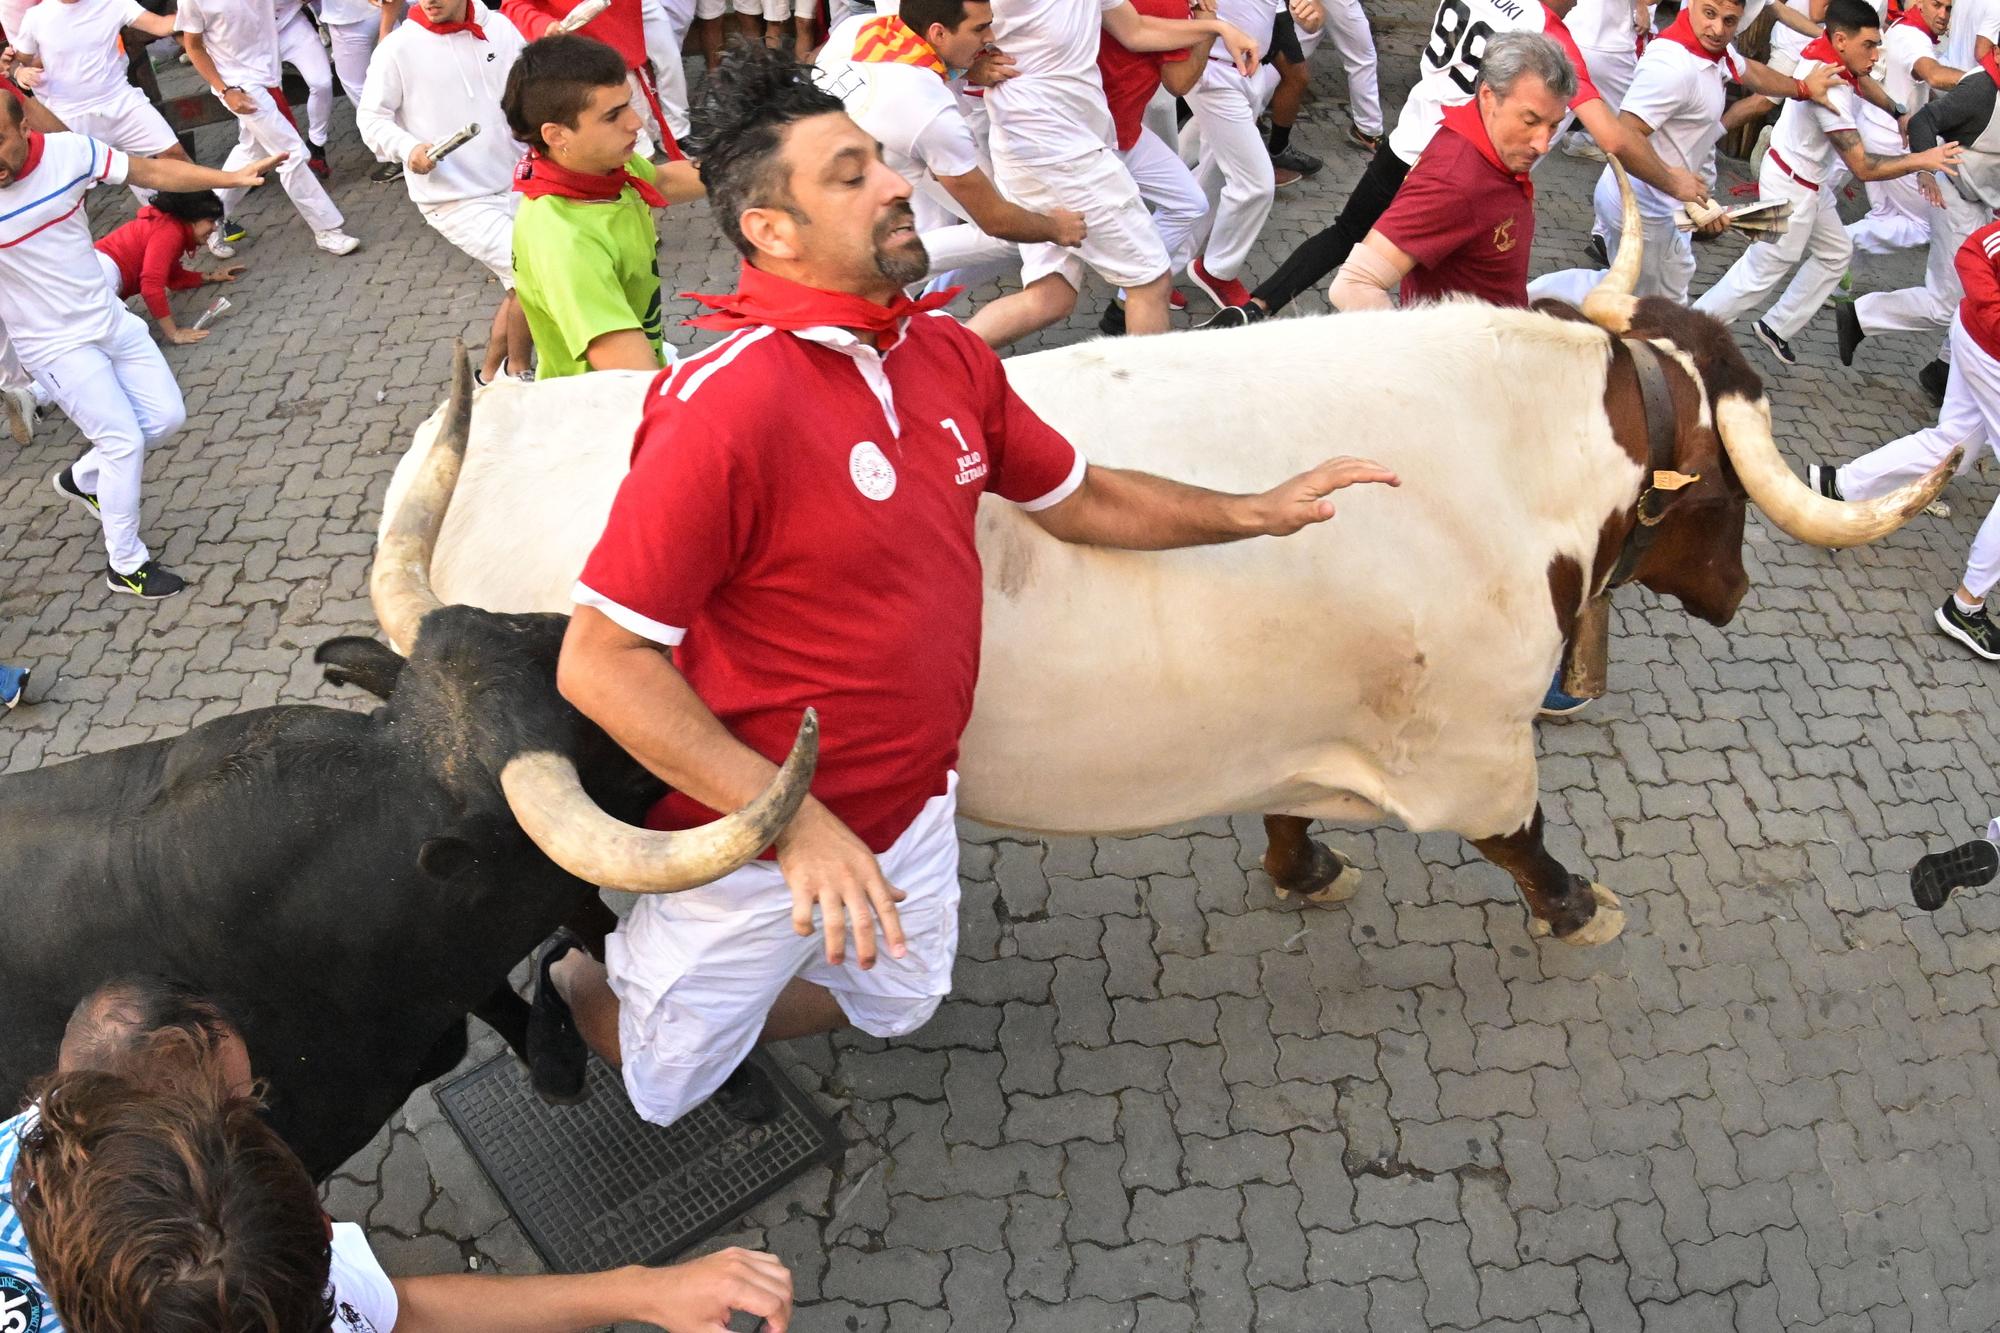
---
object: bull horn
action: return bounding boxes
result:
[499,710,820,893]
[1715,394,1958,549]
[1582,157,1642,334]
[372,340,474,651]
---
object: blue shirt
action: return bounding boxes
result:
[0,1108,59,1333]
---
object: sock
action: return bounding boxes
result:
[1955,592,1983,616]
[1268,122,1293,154]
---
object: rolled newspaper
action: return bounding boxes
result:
[190,295,233,333]
[429,122,481,163]
[552,0,612,32]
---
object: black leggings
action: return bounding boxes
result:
[1251,142,1412,313]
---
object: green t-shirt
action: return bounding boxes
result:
[512,155,665,380]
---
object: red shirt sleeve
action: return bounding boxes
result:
[1956,224,2000,325]
[1542,12,1605,111]
[573,369,757,645]
[956,322,1083,508]
[1375,137,1492,269]
[499,0,558,39]
[138,221,190,320]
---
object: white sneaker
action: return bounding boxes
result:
[206,230,236,259]
[1559,132,1608,162]
[314,229,360,256]
[1,386,34,445]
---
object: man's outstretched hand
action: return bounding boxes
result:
[1246,456,1401,536]
[224,152,288,189]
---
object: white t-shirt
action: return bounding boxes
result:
[1880,17,1940,115]
[1215,0,1279,60]
[1773,0,1887,66]
[985,0,1122,164]
[1388,0,1598,164]
[1767,57,1857,180]
[0,132,130,365]
[14,0,147,112]
[816,15,986,229]
[1943,0,2000,68]
[175,0,282,91]
[1564,0,1638,54]
[1612,33,1742,216]
[328,1223,400,1333]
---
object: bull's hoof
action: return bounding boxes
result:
[1271,841,1362,904]
[1528,882,1626,946]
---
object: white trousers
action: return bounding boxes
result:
[326,17,377,99]
[1320,0,1382,135]
[1856,188,1987,339]
[276,8,335,145]
[1847,104,1929,255]
[1838,312,2000,596]
[641,0,692,141]
[919,222,1018,283]
[219,87,344,233]
[1122,125,1207,275]
[1184,62,1274,279]
[31,311,185,574]
[1693,162,1847,339]
[1578,42,1639,108]
[1526,169,1698,305]
[51,85,179,158]
[606,776,963,1128]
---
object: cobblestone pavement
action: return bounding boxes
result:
[5,10,2000,1330]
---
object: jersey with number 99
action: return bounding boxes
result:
[1385,0,1602,166]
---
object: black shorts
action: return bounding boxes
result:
[1265,8,1303,65]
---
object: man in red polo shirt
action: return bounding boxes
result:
[1331,30,1568,311]
[535,45,1399,1125]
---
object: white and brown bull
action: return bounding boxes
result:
[380,168,1951,945]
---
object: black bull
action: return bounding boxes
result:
[0,609,651,1180]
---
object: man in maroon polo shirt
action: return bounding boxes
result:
[1329,31,1572,311]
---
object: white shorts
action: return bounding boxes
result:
[696,0,727,17]
[420,191,518,287]
[994,143,1170,292]
[54,86,181,158]
[605,773,964,1127]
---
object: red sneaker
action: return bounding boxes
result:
[1191,257,1252,310]
[1170,289,1187,311]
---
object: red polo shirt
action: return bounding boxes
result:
[1097,0,1190,151]
[1376,100,1535,309]
[575,311,1085,853]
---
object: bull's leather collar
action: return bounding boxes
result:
[1607,337,1682,589]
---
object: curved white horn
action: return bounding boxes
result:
[500,710,820,893]
[372,341,473,652]
[1716,395,1957,549]
[1582,157,1642,334]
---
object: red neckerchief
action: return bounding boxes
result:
[682,261,962,353]
[1439,100,1532,203]
[9,130,45,184]
[1982,47,2000,86]
[1656,11,1731,62]
[136,205,199,257]
[1893,6,1937,38]
[1800,34,1861,84]
[411,4,487,37]
[848,14,947,76]
[512,149,668,207]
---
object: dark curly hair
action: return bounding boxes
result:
[688,41,846,257]
[145,191,226,225]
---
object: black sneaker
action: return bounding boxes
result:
[105,561,186,600]
[1912,838,2000,910]
[1587,232,1609,268]
[1919,358,1949,408]
[1836,299,1864,366]
[525,930,589,1104]
[220,218,247,244]
[1270,145,1323,176]
[369,159,406,183]
[710,1058,780,1124]
[1936,597,2000,660]
[1806,463,1843,500]
[1754,320,1796,367]
[1097,302,1127,337]
[1199,302,1266,330]
[53,466,98,515]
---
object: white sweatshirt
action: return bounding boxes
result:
[357,4,529,205]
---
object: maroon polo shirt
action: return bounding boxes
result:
[1376,99,1535,309]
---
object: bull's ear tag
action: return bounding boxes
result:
[1652,470,1701,491]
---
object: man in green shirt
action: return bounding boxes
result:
[503,35,706,377]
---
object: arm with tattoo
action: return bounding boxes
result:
[1828,125,1962,179]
